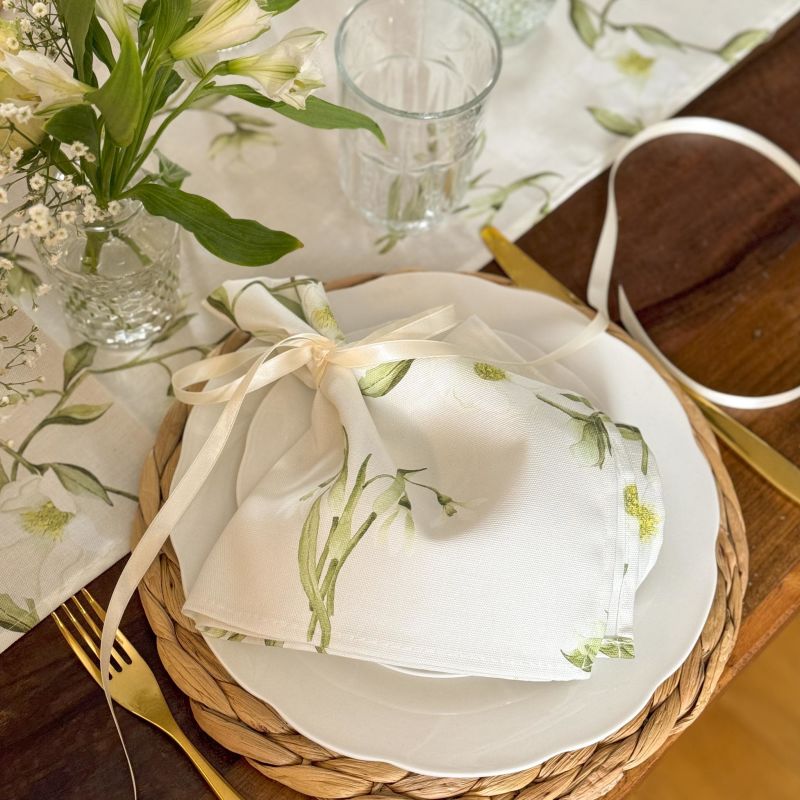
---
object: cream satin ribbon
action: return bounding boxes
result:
[100,301,608,796]
[587,116,800,411]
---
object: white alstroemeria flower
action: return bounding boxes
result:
[170,0,272,61]
[1,51,91,114]
[95,0,131,41]
[225,27,325,109]
[0,71,44,152]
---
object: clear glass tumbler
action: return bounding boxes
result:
[336,0,501,234]
[469,0,557,47]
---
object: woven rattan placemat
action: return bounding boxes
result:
[134,272,747,800]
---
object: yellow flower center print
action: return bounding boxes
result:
[311,304,336,330]
[20,501,74,540]
[614,49,654,78]
[623,484,659,542]
[473,362,507,381]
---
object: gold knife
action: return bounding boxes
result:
[481,225,800,505]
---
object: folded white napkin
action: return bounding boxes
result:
[183,277,664,681]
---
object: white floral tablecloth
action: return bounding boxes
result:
[1,0,797,651]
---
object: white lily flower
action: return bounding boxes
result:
[170,0,272,61]
[95,0,131,41]
[1,51,91,114]
[226,27,325,109]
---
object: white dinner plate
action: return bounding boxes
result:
[170,272,719,777]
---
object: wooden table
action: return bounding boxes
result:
[3,16,800,800]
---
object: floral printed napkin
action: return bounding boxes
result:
[179,278,664,680]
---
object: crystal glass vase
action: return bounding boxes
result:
[36,201,181,349]
[469,0,557,47]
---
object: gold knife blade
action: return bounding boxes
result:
[481,225,800,505]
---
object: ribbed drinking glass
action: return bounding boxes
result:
[336,0,501,234]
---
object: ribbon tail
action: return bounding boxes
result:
[99,347,272,797]
[586,115,800,410]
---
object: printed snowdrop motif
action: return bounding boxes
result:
[535,392,651,474]
[536,393,614,469]
[569,0,769,136]
[299,430,462,651]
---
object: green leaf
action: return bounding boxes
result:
[632,24,684,51]
[718,29,769,62]
[90,16,116,70]
[128,182,302,266]
[63,342,96,389]
[150,312,194,344]
[569,0,598,48]
[561,392,594,408]
[206,286,236,323]
[275,96,385,145]
[358,360,413,397]
[0,594,39,633]
[87,34,143,146]
[44,105,100,157]
[154,68,183,111]
[616,423,649,474]
[137,0,160,49]
[259,0,300,13]
[561,639,601,672]
[206,84,385,144]
[5,263,41,297]
[57,0,94,82]
[155,149,190,188]
[587,106,644,137]
[44,402,111,426]
[599,636,635,659]
[47,462,113,505]
[149,0,191,61]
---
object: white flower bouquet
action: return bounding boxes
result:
[0,0,382,278]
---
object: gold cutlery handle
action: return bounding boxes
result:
[165,723,243,800]
[687,389,800,505]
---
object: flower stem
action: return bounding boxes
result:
[82,229,109,275]
[0,441,41,477]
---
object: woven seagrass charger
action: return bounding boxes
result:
[134,272,747,800]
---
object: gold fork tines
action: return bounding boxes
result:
[52,589,243,800]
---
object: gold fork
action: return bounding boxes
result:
[52,589,243,800]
